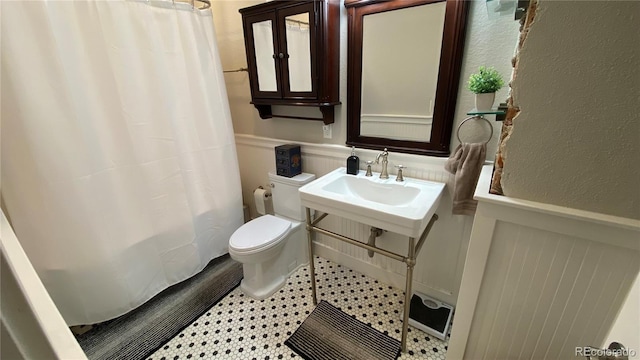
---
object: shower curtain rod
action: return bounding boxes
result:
[223,67,248,73]
[286,18,309,26]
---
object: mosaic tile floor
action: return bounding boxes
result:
[148,257,449,360]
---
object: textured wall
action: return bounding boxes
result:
[212,0,520,159]
[502,0,640,219]
[451,0,519,157]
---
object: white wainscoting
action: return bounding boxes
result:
[447,166,640,360]
[360,114,433,142]
[235,134,474,305]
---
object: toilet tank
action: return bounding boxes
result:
[268,172,316,221]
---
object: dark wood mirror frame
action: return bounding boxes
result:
[345,0,469,156]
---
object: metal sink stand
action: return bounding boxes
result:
[304,208,439,353]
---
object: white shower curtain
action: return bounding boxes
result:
[1,0,243,325]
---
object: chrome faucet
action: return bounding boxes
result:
[375,148,389,179]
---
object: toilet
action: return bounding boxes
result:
[229,172,316,300]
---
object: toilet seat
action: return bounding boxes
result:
[229,215,291,255]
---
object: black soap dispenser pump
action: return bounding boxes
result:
[347,146,359,175]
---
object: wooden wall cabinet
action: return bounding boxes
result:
[240,0,340,125]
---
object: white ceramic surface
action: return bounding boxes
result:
[299,167,445,238]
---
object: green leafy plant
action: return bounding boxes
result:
[468,66,504,94]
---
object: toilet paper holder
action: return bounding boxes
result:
[254,186,273,216]
[257,185,272,197]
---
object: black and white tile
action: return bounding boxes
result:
[148,257,449,360]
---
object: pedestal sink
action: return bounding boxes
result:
[298,166,446,353]
[299,167,445,238]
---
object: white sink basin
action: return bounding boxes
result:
[299,167,445,238]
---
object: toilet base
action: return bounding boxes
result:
[240,275,285,300]
[231,221,308,300]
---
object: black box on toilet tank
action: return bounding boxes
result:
[275,144,301,178]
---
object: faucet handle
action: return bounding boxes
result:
[394,165,406,182]
[365,161,374,177]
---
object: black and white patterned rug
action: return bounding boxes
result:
[285,300,401,360]
[76,254,243,360]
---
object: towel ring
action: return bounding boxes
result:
[456,115,494,145]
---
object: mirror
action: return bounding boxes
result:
[345,0,469,156]
[360,2,445,142]
[252,20,277,92]
[285,13,312,92]
[248,8,314,95]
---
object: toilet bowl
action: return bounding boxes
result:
[228,172,316,300]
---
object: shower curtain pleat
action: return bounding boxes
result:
[0,0,243,325]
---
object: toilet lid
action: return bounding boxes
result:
[229,215,291,252]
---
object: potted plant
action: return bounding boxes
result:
[468,66,504,111]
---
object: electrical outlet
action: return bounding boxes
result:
[322,124,332,139]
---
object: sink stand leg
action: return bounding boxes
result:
[305,207,318,305]
[401,236,416,353]
[303,210,437,353]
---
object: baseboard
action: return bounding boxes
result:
[313,242,455,305]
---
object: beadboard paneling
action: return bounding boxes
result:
[447,166,640,360]
[465,222,638,360]
[235,134,474,305]
[360,114,432,142]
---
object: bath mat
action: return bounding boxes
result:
[76,254,242,360]
[285,300,401,360]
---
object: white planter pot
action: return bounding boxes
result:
[475,93,496,111]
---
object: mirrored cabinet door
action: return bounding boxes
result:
[252,19,278,92]
[278,3,316,98]
[245,12,282,99]
[285,13,312,92]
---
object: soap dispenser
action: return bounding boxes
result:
[347,146,359,175]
